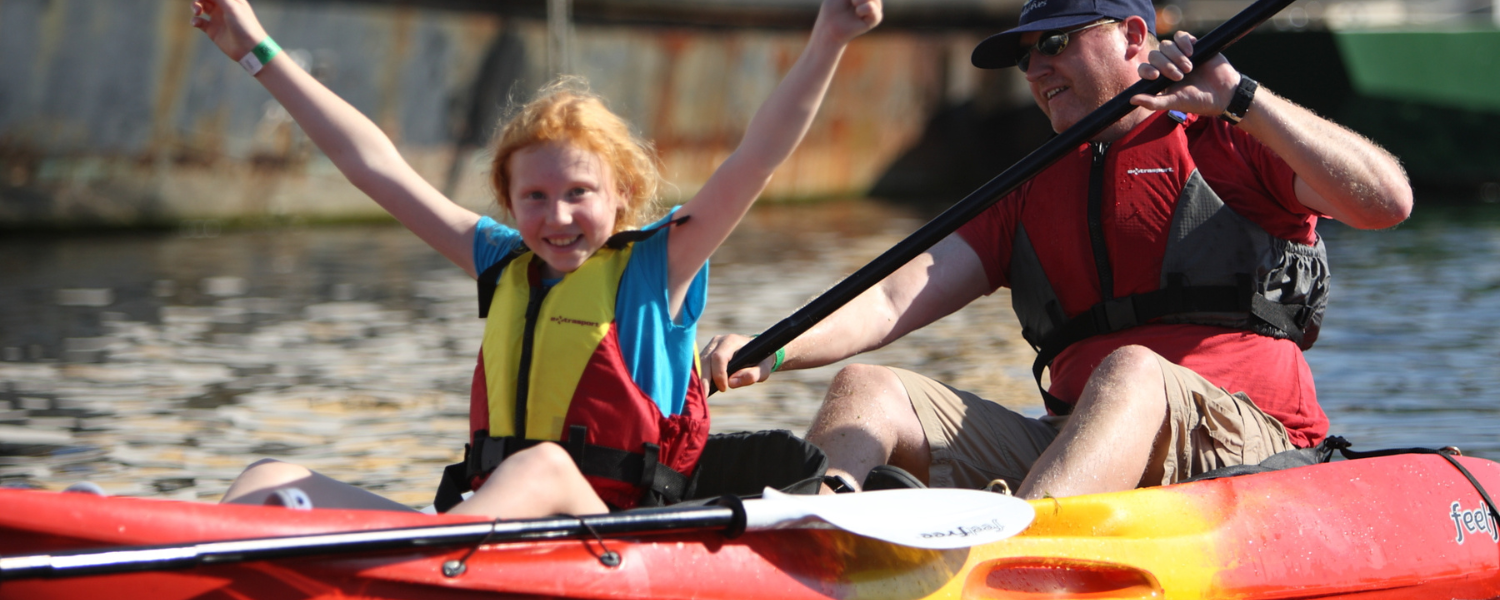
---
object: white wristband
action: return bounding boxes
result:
[238,37,282,76]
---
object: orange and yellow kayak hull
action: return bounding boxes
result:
[2,454,1498,599]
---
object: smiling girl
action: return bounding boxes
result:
[192,0,882,517]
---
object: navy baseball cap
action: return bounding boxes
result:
[972,0,1157,69]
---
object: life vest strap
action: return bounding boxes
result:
[476,244,530,319]
[433,428,689,513]
[1030,279,1312,416]
[603,214,689,249]
[433,429,831,513]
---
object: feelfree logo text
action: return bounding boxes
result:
[1450,501,1499,544]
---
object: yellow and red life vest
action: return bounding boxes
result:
[462,241,709,509]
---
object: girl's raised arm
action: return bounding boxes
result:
[664,0,882,306]
[192,0,482,277]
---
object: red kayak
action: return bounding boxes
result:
[2,453,1499,599]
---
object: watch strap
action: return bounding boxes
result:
[1220,74,1258,125]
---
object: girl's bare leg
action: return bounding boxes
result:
[448,443,610,519]
[220,458,416,512]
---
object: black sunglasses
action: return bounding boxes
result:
[1016,19,1120,73]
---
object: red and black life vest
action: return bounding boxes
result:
[1009,112,1331,415]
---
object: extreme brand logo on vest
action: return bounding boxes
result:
[549,315,603,327]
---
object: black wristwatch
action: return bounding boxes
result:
[1219,74,1258,125]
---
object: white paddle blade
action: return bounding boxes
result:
[746,488,1034,550]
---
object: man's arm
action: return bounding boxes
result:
[1240,89,1411,229]
[1133,31,1413,230]
[703,234,992,392]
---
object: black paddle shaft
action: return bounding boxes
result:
[720,0,1298,382]
[0,505,739,581]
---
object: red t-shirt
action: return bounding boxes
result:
[956,113,1328,447]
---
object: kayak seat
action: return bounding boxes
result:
[862,464,927,491]
[681,429,829,500]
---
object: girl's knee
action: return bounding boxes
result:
[240,459,312,485]
[500,443,579,479]
[222,459,315,505]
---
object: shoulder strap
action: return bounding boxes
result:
[603,214,691,250]
[476,242,531,319]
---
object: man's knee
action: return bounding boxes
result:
[1097,345,1164,378]
[814,364,913,431]
[826,364,904,404]
[1078,345,1170,415]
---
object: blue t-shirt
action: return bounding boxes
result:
[472,211,709,418]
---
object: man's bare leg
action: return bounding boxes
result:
[807,364,932,491]
[1017,345,1171,500]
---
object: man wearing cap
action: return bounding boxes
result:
[705,0,1411,498]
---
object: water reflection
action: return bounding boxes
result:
[1,200,1497,506]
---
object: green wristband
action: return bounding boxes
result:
[771,347,786,373]
[238,37,282,76]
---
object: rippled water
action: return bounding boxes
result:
[1,199,1497,506]
[1311,205,1500,457]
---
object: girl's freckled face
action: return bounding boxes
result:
[507,142,623,279]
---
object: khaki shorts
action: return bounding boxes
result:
[896,353,1294,490]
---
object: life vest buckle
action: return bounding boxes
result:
[1093,296,1140,333]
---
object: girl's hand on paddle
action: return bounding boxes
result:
[703,334,776,393]
[815,0,883,45]
[1131,30,1241,117]
[191,0,269,61]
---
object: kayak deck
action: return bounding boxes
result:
[2,454,1498,599]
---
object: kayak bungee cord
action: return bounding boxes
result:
[439,513,622,577]
[1335,442,1500,558]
